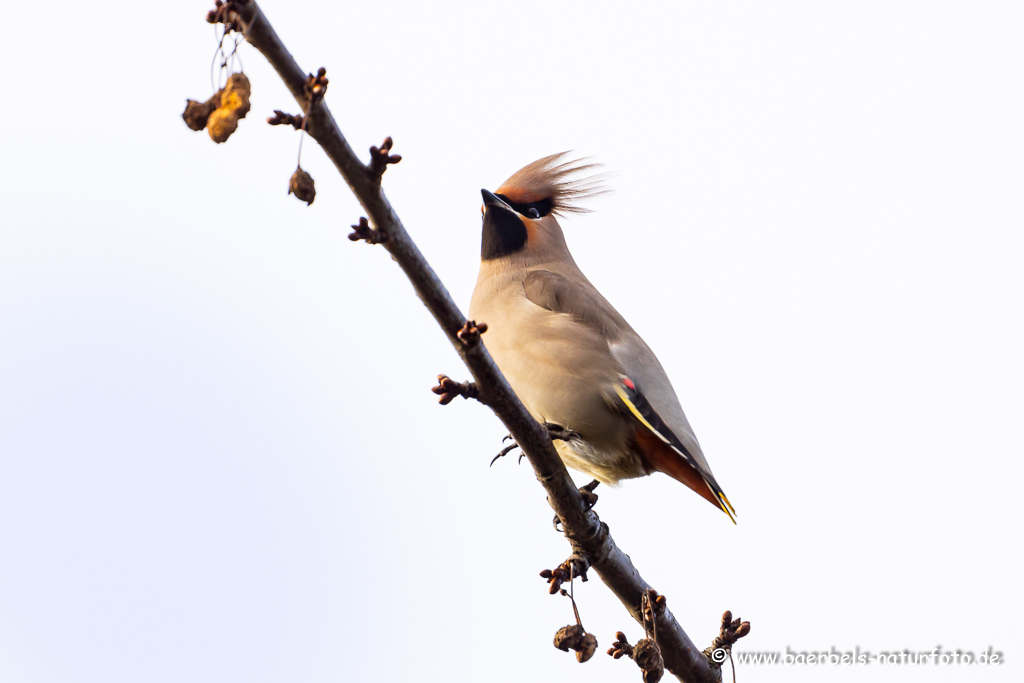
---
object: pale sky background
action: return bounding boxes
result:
[1,1,1022,682]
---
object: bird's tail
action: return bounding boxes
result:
[617,378,737,523]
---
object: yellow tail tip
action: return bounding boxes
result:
[718,493,737,524]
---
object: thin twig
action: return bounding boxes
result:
[226,3,728,680]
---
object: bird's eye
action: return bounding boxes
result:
[527,207,541,219]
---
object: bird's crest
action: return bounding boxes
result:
[496,152,608,215]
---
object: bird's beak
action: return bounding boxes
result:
[481,189,512,212]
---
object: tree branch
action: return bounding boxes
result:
[223,3,728,680]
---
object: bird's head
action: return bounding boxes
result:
[480,152,606,261]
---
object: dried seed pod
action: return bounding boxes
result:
[220,73,251,117]
[207,108,237,142]
[553,625,597,664]
[182,91,221,131]
[288,166,316,205]
[553,624,583,652]
[207,73,251,143]
[576,632,598,663]
[633,638,665,683]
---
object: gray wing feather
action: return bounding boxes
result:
[522,269,718,480]
[522,270,622,338]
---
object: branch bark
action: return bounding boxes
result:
[227,3,725,681]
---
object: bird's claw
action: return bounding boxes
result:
[490,440,522,467]
[543,422,581,442]
[493,423,576,467]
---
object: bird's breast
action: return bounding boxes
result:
[470,279,646,482]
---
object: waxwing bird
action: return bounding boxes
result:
[469,153,735,522]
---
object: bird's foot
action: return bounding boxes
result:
[490,436,525,467]
[491,423,578,467]
[543,422,581,442]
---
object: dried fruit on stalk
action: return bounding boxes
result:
[207,73,252,143]
[288,166,316,205]
[182,91,221,131]
[575,633,597,663]
[632,638,664,683]
[553,624,598,663]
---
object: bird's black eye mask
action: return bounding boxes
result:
[494,194,554,219]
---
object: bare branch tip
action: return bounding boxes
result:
[367,136,402,181]
[540,556,590,594]
[348,216,388,244]
[268,110,304,130]
[304,68,329,104]
[456,320,488,347]
[206,0,249,32]
[643,589,668,616]
[607,632,634,660]
[704,610,752,665]
[431,374,479,405]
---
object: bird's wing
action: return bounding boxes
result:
[522,268,625,338]
[523,269,735,521]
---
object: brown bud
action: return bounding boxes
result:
[607,631,633,660]
[735,621,751,638]
[539,569,553,579]
[288,166,316,205]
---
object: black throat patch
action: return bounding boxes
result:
[481,206,527,260]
